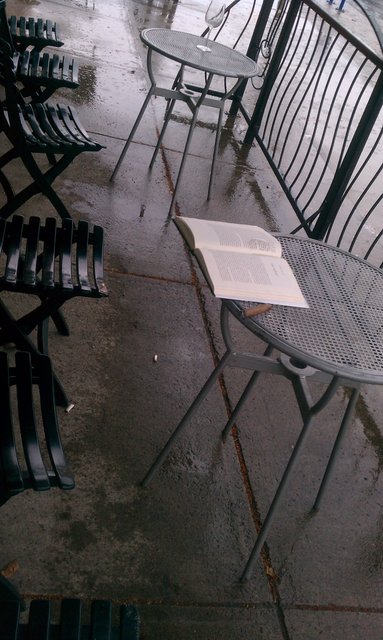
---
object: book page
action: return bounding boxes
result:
[197,248,308,307]
[175,217,281,257]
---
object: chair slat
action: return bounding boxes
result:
[18,16,26,37]
[28,599,51,640]
[70,104,99,145]
[92,225,108,295]
[0,599,20,640]
[59,218,74,289]
[0,353,23,498]
[90,600,112,639]
[4,215,23,284]
[24,103,60,147]
[0,217,7,256]
[42,217,57,288]
[27,17,35,38]
[59,599,82,640]
[38,354,75,490]
[41,52,50,79]
[8,14,17,36]
[62,55,70,81]
[51,53,60,79]
[45,19,53,41]
[34,103,71,146]
[46,103,83,145]
[31,50,40,76]
[76,221,91,291]
[61,105,99,147]
[23,215,40,286]
[72,58,80,84]
[56,104,89,145]
[36,18,44,40]
[18,50,28,76]
[120,605,141,640]
[16,352,50,491]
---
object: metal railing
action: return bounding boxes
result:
[241,0,383,264]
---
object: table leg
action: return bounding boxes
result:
[141,349,233,487]
[207,103,225,200]
[149,96,178,169]
[110,84,157,182]
[311,387,360,512]
[240,376,343,582]
[168,73,214,215]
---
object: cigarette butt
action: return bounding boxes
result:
[1,559,19,578]
[244,303,273,318]
[153,354,158,362]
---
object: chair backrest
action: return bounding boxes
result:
[7,12,64,53]
[1,599,140,639]
[0,215,108,297]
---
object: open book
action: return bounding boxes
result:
[174,217,308,308]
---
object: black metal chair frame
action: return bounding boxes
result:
[0,214,108,408]
[0,40,103,221]
[0,0,79,103]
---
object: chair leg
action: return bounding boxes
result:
[0,167,14,203]
[37,318,50,355]
[0,152,74,220]
[50,309,70,336]
[37,312,70,357]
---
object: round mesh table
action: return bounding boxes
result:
[110,28,258,214]
[227,235,383,385]
[142,235,383,582]
[141,28,258,78]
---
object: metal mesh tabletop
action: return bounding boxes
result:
[141,28,258,79]
[227,236,383,384]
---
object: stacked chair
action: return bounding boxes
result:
[8,12,64,53]
[0,214,108,407]
[0,5,125,630]
[0,1,107,402]
[0,32,103,221]
[0,0,79,103]
[0,349,75,604]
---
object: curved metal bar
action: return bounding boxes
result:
[353,0,383,55]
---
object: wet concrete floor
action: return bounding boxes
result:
[2,0,383,637]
